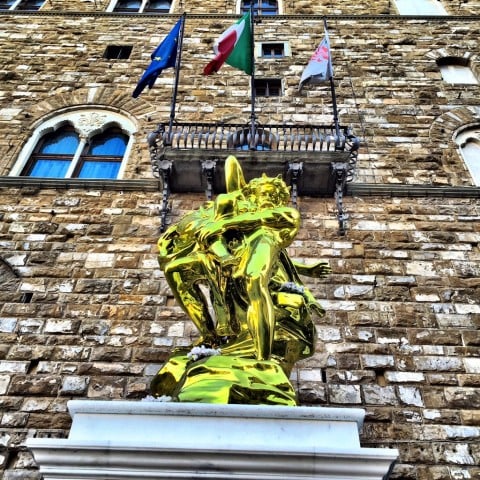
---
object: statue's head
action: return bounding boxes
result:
[243,174,291,207]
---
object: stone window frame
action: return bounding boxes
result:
[103,45,134,60]
[256,41,291,59]
[0,0,44,10]
[429,106,480,187]
[236,0,283,15]
[106,0,175,13]
[455,127,480,186]
[9,108,137,180]
[426,47,480,87]
[437,57,479,85]
[254,78,283,97]
[392,0,448,15]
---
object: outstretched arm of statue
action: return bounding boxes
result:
[293,260,331,278]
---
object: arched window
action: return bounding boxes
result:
[144,0,171,12]
[437,57,478,85]
[113,0,142,12]
[456,128,480,186]
[16,0,43,9]
[75,128,128,179]
[0,0,43,9]
[21,125,79,178]
[108,0,172,13]
[241,0,278,15]
[11,109,136,180]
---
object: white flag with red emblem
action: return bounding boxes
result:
[299,29,333,90]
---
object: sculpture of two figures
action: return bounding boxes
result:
[151,156,330,405]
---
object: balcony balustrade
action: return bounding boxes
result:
[148,121,360,234]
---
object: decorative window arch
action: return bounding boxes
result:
[437,57,478,85]
[10,109,136,180]
[237,0,282,15]
[0,0,44,10]
[455,127,480,186]
[107,0,173,13]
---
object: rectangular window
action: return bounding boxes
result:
[261,43,284,58]
[394,0,447,15]
[103,45,133,60]
[440,64,478,84]
[242,0,278,15]
[254,78,282,97]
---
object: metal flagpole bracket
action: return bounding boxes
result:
[331,162,349,236]
[158,160,173,233]
[201,160,217,201]
[287,161,303,209]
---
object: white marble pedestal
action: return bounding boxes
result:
[27,400,398,479]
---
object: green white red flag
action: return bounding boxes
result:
[203,12,253,75]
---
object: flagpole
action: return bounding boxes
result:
[249,5,256,149]
[324,17,341,146]
[168,13,186,142]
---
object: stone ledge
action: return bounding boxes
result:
[0,177,161,192]
[1,12,480,21]
[27,400,398,480]
[348,183,480,198]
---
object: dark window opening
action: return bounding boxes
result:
[103,45,133,60]
[254,78,282,97]
[261,43,284,58]
[144,0,171,12]
[113,0,141,12]
[16,0,43,10]
[0,0,15,10]
[21,292,33,303]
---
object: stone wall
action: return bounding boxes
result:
[0,4,479,480]
[0,12,479,184]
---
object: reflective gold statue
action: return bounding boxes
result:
[151,156,330,405]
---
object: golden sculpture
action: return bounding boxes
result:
[151,156,330,405]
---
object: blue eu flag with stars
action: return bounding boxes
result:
[132,18,182,98]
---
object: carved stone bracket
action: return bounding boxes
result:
[287,161,303,209]
[201,160,217,201]
[158,160,173,233]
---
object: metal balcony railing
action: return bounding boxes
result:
[150,122,355,153]
[148,122,360,235]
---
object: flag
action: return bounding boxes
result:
[299,29,333,90]
[203,12,252,76]
[132,18,182,98]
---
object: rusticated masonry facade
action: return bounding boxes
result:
[0,1,479,479]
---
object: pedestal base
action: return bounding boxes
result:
[27,400,398,480]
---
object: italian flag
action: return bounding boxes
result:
[203,13,253,76]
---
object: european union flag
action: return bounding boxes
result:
[132,18,182,98]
